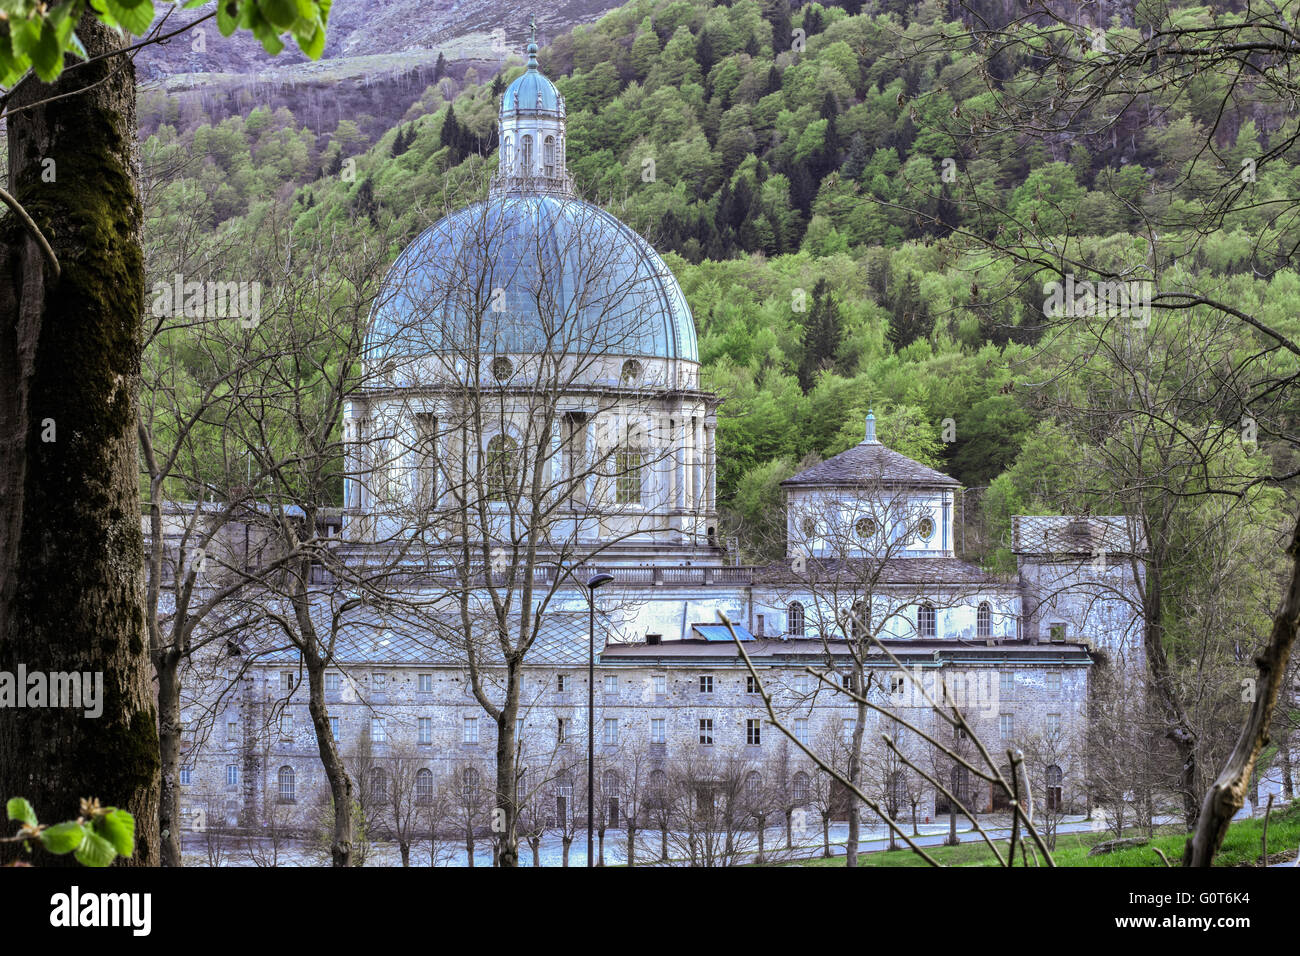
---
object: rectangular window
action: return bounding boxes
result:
[746,675,759,694]
[279,712,293,737]
[794,718,809,745]
[226,765,239,787]
[418,673,433,693]
[755,614,765,636]
[793,673,811,694]
[463,717,478,744]
[604,675,618,695]
[557,675,568,692]
[557,718,566,744]
[604,718,618,746]
[371,672,385,686]
[324,672,340,692]
[699,675,713,694]
[329,716,340,741]
[1046,672,1062,692]
[746,719,762,746]
[653,675,666,696]
[616,450,643,504]
[516,718,524,738]
[698,718,714,746]
[371,717,386,743]
[1000,671,1014,696]
[841,718,854,744]
[650,718,665,744]
[1049,623,1067,642]
[1000,714,1014,741]
[180,765,193,786]
[1046,713,1061,735]
[227,720,239,741]
[280,671,294,692]
[418,717,432,745]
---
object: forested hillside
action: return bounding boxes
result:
[141,0,1300,568]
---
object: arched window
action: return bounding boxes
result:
[461,767,481,802]
[415,768,434,805]
[649,769,667,805]
[521,135,533,172]
[787,601,805,636]
[977,601,992,639]
[369,767,388,801]
[503,136,512,168]
[277,766,295,803]
[486,434,518,501]
[543,135,556,176]
[918,603,937,638]
[616,427,644,504]
[746,771,762,798]
[603,769,621,825]
[1045,764,1064,812]
[792,771,811,805]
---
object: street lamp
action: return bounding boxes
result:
[585,571,614,867]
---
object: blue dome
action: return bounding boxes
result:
[501,45,564,116]
[369,194,699,366]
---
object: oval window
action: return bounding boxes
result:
[917,516,935,541]
[491,356,513,381]
[800,517,816,538]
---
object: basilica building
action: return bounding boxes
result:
[178,43,1144,840]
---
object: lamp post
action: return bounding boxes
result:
[585,571,614,867]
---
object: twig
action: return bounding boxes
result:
[0,185,60,277]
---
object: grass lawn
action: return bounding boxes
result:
[780,801,1300,867]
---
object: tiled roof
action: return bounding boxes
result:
[1012,516,1145,555]
[781,441,960,489]
[250,605,600,667]
[600,638,1093,662]
[753,557,1010,588]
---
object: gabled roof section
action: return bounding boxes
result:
[781,441,960,490]
[1012,516,1146,556]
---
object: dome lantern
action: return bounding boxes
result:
[494,24,572,197]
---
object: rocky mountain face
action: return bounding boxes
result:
[136,0,624,81]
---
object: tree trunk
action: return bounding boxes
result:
[1184,511,1300,865]
[785,809,792,849]
[598,827,606,866]
[1281,736,1294,801]
[562,836,571,867]
[304,656,352,866]
[400,841,410,866]
[494,664,520,866]
[822,815,830,857]
[627,824,636,867]
[0,14,159,865]
[530,837,540,867]
[156,652,183,866]
[465,830,475,867]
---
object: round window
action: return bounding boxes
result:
[491,356,513,381]
[621,359,643,383]
[855,517,878,539]
[917,516,935,541]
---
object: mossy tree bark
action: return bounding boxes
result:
[0,16,160,864]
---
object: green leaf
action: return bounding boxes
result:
[6,797,36,827]
[216,0,239,36]
[95,808,135,858]
[38,822,88,855]
[104,0,155,36]
[297,22,324,59]
[259,0,297,31]
[74,830,118,867]
[30,21,62,82]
